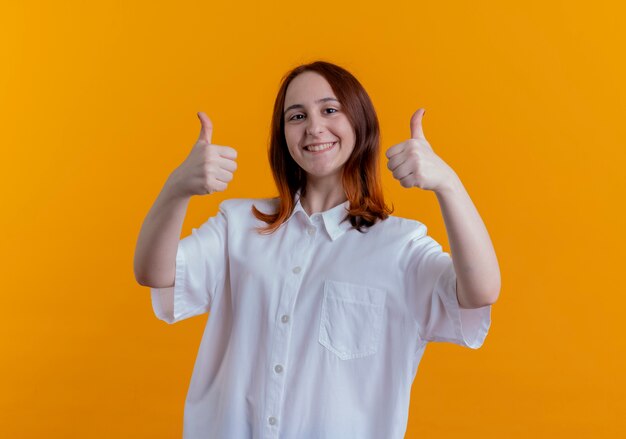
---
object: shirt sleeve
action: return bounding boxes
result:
[150,202,228,324]
[405,226,491,349]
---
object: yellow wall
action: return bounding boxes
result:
[1,0,624,437]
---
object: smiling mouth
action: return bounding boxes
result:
[304,141,337,152]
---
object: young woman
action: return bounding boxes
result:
[134,60,500,438]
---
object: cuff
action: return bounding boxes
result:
[436,261,492,349]
[150,242,187,324]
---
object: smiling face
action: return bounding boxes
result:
[283,71,356,185]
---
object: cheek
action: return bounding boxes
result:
[336,119,355,142]
[284,132,300,158]
[283,131,294,150]
[284,126,300,145]
[285,137,298,155]
[339,128,356,148]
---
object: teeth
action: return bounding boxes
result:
[306,142,335,152]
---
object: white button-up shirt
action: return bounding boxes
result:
[150,192,492,438]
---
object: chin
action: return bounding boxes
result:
[306,169,342,180]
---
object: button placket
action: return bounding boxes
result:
[265,219,316,437]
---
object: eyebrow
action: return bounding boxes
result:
[284,97,339,115]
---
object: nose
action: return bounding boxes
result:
[305,112,325,136]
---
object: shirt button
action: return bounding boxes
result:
[281,314,289,323]
[292,266,301,274]
[274,364,283,373]
[268,416,277,426]
[307,226,315,235]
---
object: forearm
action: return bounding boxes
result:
[434,173,501,308]
[133,173,191,287]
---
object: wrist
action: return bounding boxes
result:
[163,170,191,202]
[434,171,463,197]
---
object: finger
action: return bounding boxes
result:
[211,180,228,192]
[399,174,414,188]
[393,161,414,181]
[197,111,213,144]
[215,168,234,183]
[385,143,405,159]
[410,108,426,140]
[219,156,238,173]
[217,145,238,160]
[387,154,404,172]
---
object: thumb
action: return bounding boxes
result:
[197,111,213,144]
[410,108,426,140]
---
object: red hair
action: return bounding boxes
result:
[252,60,392,233]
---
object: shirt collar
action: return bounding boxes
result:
[287,189,352,241]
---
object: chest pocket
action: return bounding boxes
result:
[318,279,387,360]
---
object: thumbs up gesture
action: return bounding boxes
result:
[385,109,456,193]
[169,112,238,197]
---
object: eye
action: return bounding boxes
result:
[287,107,338,121]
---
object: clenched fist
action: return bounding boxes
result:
[169,112,238,197]
[385,109,457,193]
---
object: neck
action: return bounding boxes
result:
[301,176,346,216]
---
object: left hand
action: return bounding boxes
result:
[385,109,457,192]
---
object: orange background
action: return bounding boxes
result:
[1,0,624,437]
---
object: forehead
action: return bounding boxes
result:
[284,72,336,106]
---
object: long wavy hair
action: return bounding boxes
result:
[252,60,392,234]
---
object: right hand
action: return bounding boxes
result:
[169,112,238,197]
